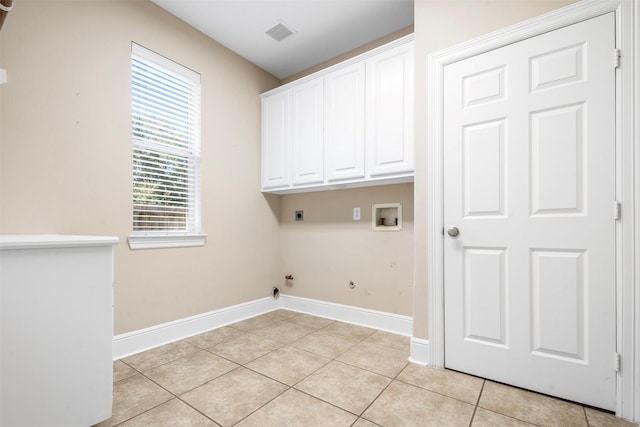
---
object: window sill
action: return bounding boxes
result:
[127,234,206,250]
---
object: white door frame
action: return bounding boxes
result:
[426,0,638,421]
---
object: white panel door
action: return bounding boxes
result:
[444,13,616,410]
[261,91,289,190]
[324,62,366,181]
[366,42,414,177]
[291,78,324,185]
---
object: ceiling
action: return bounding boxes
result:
[150,0,414,80]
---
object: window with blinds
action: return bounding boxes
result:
[131,43,201,236]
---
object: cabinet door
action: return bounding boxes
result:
[291,78,324,185]
[366,42,414,176]
[324,62,366,181]
[261,91,290,190]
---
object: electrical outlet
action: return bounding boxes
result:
[295,210,304,221]
[353,207,361,221]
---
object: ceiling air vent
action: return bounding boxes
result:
[265,21,295,42]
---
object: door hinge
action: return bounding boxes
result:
[614,49,621,68]
[614,201,621,220]
[615,352,621,372]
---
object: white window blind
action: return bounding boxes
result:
[131,43,202,237]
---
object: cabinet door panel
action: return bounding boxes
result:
[367,43,414,176]
[292,78,324,185]
[324,62,366,181]
[262,92,290,190]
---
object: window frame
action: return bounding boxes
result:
[128,43,205,250]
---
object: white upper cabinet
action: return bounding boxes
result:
[261,90,289,190]
[325,62,366,181]
[291,77,324,185]
[261,35,414,194]
[366,42,414,177]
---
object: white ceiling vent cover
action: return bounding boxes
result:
[265,21,295,42]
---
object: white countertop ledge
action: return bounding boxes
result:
[0,234,119,250]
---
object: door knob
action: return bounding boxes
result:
[447,227,460,237]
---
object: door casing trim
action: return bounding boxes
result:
[426,0,638,421]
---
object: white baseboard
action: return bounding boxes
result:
[113,297,278,360]
[279,295,413,336]
[113,294,417,361]
[409,337,430,365]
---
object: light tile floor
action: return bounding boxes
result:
[98,310,638,427]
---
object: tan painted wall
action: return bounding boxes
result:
[0,0,281,334]
[267,22,417,327]
[0,0,579,338]
[412,0,578,339]
[277,28,416,319]
[280,184,414,316]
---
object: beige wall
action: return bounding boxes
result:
[278,0,577,330]
[0,0,281,334]
[280,184,414,316]
[412,0,577,339]
[0,0,580,338]
[277,27,416,319]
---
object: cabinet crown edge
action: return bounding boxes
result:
[261,33,414,98]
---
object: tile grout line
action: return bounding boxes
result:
[212,319,323,425]
[285,345,405,422]
[227,317,360,425]
[110,312,416,426]
[113,311,595,427]
[237,324,362,422]
[173,364,248,426]
[119,331,291,427]
[285,321,403,423]
[228,384,293,426]
[583,406,591,427]
[467,379,486,427]
[110,360,179,427]
[262,315,411,424]
[139,358,229,426]
[228,315,403,425]
[390,370,484,410]
[175,396,223,427]
[356,360,412,424]
[213,314,360,425]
